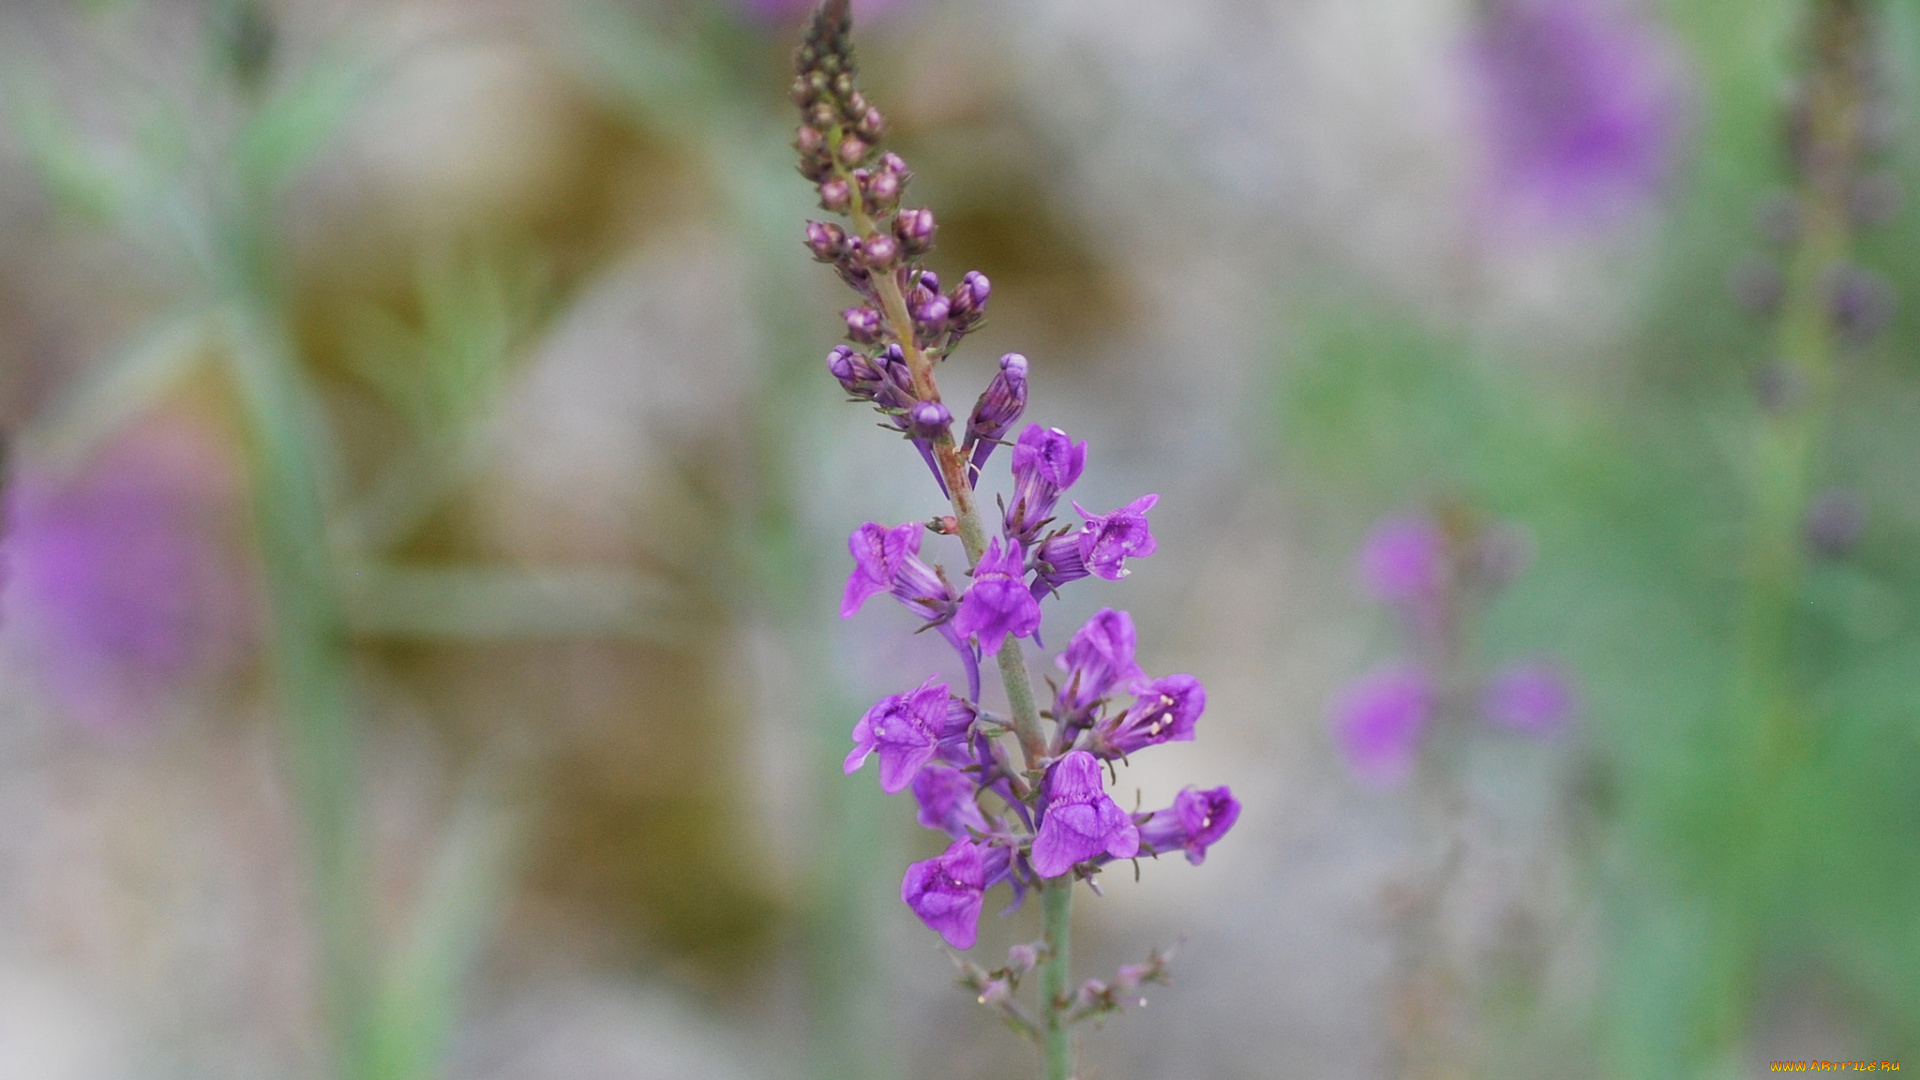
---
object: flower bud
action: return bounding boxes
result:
[966,353,1028,468]
[913,296,951,348]
[794,125,825,155]
[948,271,991,336]
[878,151,913,188]
[864,168,901,210]
[827,345,882,400]
[838,135,869,167]
[856,105,886,141]
[1006,943,1040,976]
[805,220,847,263]
[809,101,837,130]
[906,401,953,441]
[976,978,1014,1008]
[860,232,900,270]
[819,178,852,213]
[844,306,883,344]
[894,208,937,256]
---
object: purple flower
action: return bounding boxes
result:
[1137,786,1241,866]
[1030,750,1140,878]
[963,353,1029,482]
[1330,666,1437,787]
[1028,529,1090,599]
[841,522,951,620]
[1093,674,1205,757]
[912,762,990,838]
[902,838,989,949]
[845,675,971,793]
[8,419,254,735]
[1359,515,1449,606]
[1467,0,1686,230]
[953,538,1041,656]
[1004,425,1087,542]
[1073,495,1158,580]
[1480,661,1577,733]
[1054,608,1145,718]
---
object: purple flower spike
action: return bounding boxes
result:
[841,521,948,619]
[1094,674,1205,757]
[1005,425,1088,542]
[1467,0,1686,231]
[1054,608,1145,717]
[1137,786,1241,865]
[1359,515,1449,606]
[1030,750,1140,878]
[913,761,990,838]
[1481,661,1577,733]
[953,538,1041,656]
[963,353,1029,484]
[1331,666,1436,787]
[1074,495,1159,580]
[902,838,989,949]
[845,675,969,793]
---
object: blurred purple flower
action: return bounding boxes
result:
[1480,661,1577,733]
[1360,514,1451,614]
[1467,0,1687,230]
[1054,608,1145,718]
[1137,785,1241,866]
[1030,750,1139,878]
[1330,666,1436,787]
[912,761,990,838]
[8,419,253,735]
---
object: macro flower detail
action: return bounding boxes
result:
[1331,666,1436,788]
[842,520,948,619]
[902,838,991,949]
[954,538,1041,655]
[1005,424,1088,543]
[1093,674,1206,757]
[964,353,1029,482]
[1054,608,1146,718]
[913,761,991,838]
[845,675,971,793]
[1137,786,1242,866]
[1074,495,1159,580]
[1031,751,1140,878]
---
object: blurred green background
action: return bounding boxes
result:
[0,0,1914,1078]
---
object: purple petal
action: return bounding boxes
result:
[1358,515,1449,606]
[1330,666,1436,787]
[902,839,988,949]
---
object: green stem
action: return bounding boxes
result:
[1040,878,1075,1080]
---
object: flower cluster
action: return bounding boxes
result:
[1331,507,1575,786]
[795,0,1237,972]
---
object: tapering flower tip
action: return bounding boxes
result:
[912,761,990,837]
[1805,488,1867,559]
[952,538,1042,655]
[1005,424,1088,539]
[1030,750,1140,878]
[902,838,989,949]
[818,177,852,213]
[1138,785,1241,866]
[1055,608,1145,716]
[1095,674,1205,757]
[1467,0,1687,231]
[1480,661,1577,734]
[894,207,937,256]
[906,400,952,441]
[843,305,883,344]
[1359,514,1449,606]
[1824,265,1894,348]
[846,674,968,793]
[947,271,991,337]
[1331,666,1436,787]
[967,353,1029,447]
[1074,495,1159,580]
[805,220,848,263]
[842,520,950,619]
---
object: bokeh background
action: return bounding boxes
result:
[0,0,1916,1078]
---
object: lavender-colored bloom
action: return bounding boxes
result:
[846,675,970,793]
[902,838,989,949]
[963,353,1028,482]
[953,538,1040,656]
[1054,608,1145,717]
[1028,529,1090,599]
[842,521,948,619]
[1480,661,1577,733]
[1137,786,1241,866]
[8,420,253,735]
[906,400,952,441]
[1331,666,1436,787]
[1093,674,1205,757]
[1359,514,1449,606]
[1005,425,1087,542]
[913,761,990,838]
[946,271,991,340]
[1030,750,1140,878]
[1073,495,1158,580]
[894,207,936,255]
[1467,0,1686,229]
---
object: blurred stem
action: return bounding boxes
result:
[1040,879,1074,1080]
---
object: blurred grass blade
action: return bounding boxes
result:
[339,563,688,644]
[27,309,213,471]
[234,43,386,192]
[0,50,149,222]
